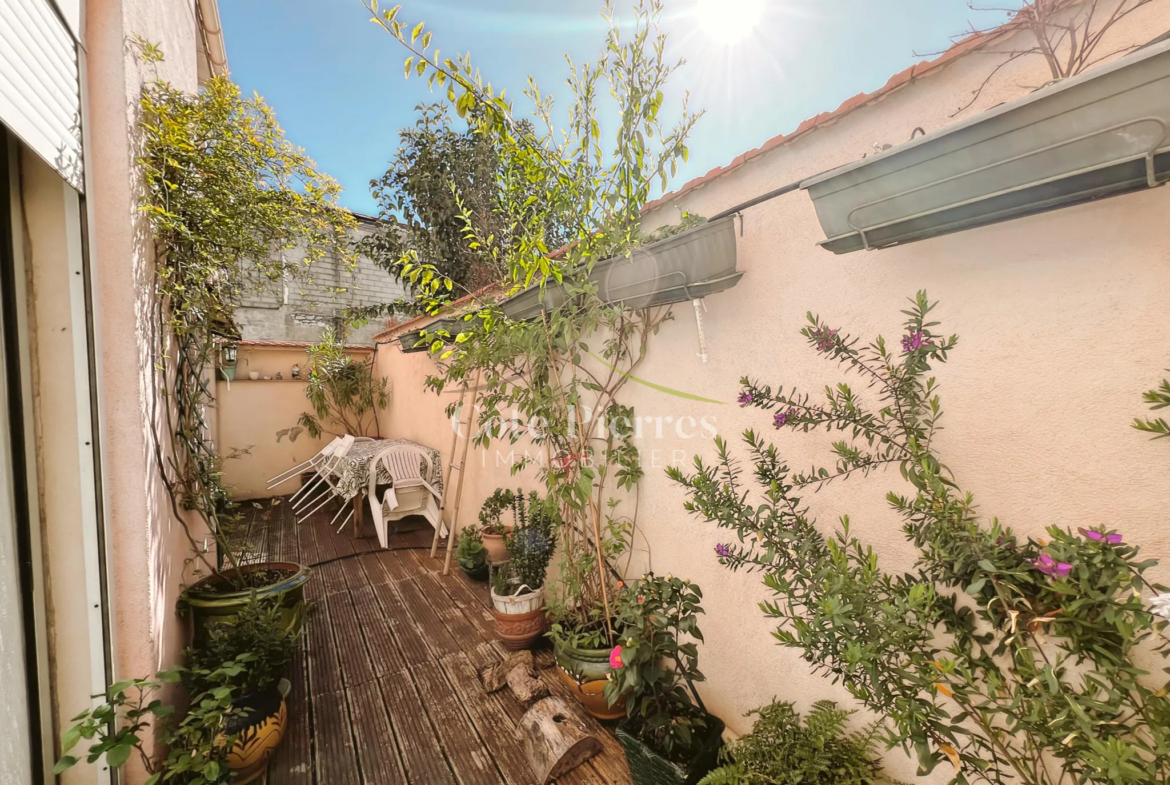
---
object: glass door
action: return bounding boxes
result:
[0,126,41,784]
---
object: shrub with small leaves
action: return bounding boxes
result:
[670,292,1170,785]
[699,700,886,785]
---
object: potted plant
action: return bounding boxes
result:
[490,492,558,649]
[479,487,517,564]
[551,616,629,721]
[698,700,886,785]
[56,597,300,784]
[186,597,301,784]
[456,526,490,581]
[184,561,311,646]
[606,574,724,785]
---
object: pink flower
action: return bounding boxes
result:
[737,392,753,407]
[609,645,624,669]
[1079,528,1123,544]
[1032,552,1073,579]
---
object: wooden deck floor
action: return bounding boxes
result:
[237,496,632,785]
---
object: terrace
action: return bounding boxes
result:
[238,499,632,785]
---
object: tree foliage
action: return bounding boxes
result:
[670,293,1170,785]
[362,0,702,646]
[362,102,574,297]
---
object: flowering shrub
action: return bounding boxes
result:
[605,574,709,762]
[669,292,1170,785]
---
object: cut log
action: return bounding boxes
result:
[505,665,549,704]
[480,650,535,693]
[516,696,603,784]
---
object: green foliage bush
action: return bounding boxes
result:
[670,292,1170,785]
[298,328,390,438]
[457,526,488,571]
[134,38,354,579]
[699,701,884,785]
[186,596,300,697]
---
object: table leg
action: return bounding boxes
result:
[353,492,366,539]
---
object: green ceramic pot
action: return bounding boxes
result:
[616,712,725,785]
[184,561,310,646]
[553,638,615,683]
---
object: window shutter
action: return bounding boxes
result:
[0,0,84,191]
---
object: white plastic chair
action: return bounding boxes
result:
[269,436,342,494]
[294,435,356,524]
[366,444,443,548]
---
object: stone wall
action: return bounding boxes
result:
[235,213,409,344]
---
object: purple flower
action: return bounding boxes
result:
[738,392,754,407]
[812,326,839,353]
[901,331,932,353]
[1079,527,1123,544]
[1032,552,1073,578]
[715,543,731,558]
[773,407,797,429]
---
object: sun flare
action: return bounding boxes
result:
[692,0,766,45]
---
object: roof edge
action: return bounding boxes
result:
[642,23,1018,215]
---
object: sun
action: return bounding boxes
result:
[691,0,766,45]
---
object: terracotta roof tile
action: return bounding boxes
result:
[641,26,1012,214]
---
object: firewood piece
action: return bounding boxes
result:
[505,665,549,704]
[517,696,603,784]
[480,651,535,693]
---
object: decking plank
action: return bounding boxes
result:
[395,577,461,658]
[307,594,343,697]
[348,679,408,785]
[412,661,505,785]
[314,689,361,785]
[330,589,377,690]
[369,577,432,668]
[415,570,482,646]
[351,583,405,678]
[379,671,458,785]
[252,502,631,785]
[439,652,537,785]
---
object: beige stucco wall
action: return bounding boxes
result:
[218,345,380,500]
[372,4,1170,781]
[86,1,209,779]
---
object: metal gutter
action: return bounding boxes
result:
[802,39,1170,254]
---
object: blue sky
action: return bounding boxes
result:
[219,0,1023,216]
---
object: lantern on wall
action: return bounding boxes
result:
[219,343,239,382]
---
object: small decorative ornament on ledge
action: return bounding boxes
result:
[291,363,300,379]
[275,372,283,380]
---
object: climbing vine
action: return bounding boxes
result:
[136,40,355,577]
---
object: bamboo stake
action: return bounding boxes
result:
[442,369,483,575]
[431,380,470,558]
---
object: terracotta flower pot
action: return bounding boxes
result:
[491,606,547,650]
[556,666,628,721]
[482,532,509,564]
[224,684,288,784]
